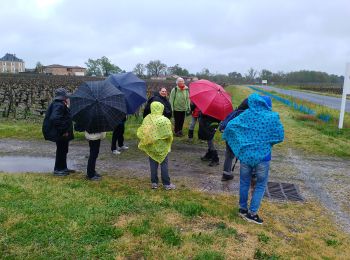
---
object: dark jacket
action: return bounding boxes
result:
[42,99,74,142]
[198,113,221,141]
[236,98,249,111]
[143,92,172,119]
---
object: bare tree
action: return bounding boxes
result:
[245,68,258,83]
[146,60,167,77]
[133,63,146,77]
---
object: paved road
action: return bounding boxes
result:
[256,85,350,112]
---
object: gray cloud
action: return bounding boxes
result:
[1,0,350,75]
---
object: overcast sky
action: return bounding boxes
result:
[1,0,350,75]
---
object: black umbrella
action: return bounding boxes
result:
[70,81,127,133]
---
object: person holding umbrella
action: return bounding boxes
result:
[137,101,175,190]
[169,77,191,137]
[189,79,233,167]
[84,131,106,180]
[70,81,127,180]
[106,72,147,154]
[42,87,74,176]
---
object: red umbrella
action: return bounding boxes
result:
[189,79,233,121]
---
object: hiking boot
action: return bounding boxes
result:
[244,213,263,225]
[86,175,101,181]
[164,183,176,190]
[238,208,248,218]
[151,183,158,189]
[112,150,121,155]
[201,149,212,161]
[94,172,102,178]
[53,170,69,176]
[221,173,233,181]
[208,160,219,167]
[208,150,219,166]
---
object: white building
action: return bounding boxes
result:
[0,53,25,73]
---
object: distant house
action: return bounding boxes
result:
[0,53,25,73]
[43,64,86,76]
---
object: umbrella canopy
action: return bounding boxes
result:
[106,72,147,114]
[70,81,127,133]
[189,79,233,121]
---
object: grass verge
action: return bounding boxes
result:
[0,173,349,259]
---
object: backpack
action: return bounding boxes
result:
[42,103,54,140]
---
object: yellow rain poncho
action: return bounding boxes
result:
[137,101,173,163]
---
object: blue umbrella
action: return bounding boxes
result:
[106,72,147,114]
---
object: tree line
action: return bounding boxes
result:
[34,56,343,86]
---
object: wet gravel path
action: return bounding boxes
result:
[0,138,349,233]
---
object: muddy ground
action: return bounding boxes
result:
[0,138,349,233]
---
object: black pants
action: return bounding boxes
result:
[87,140,101,178]
[111,124,125,151]
[173,111,186,134]
[54,140,69,171]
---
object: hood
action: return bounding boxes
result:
[248,93,272,111]
[154,92,166,99]
[151,101,164,115]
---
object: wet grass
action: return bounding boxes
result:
[0,173,350,259]
[0,115,143,141]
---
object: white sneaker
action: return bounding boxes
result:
[164,183,176,190]
[118,145,129,151]
[112,150,121,155]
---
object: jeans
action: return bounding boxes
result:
[239,161,270,214]
[189,116,198,131]
[223,142,235,175]
[149,156,170,185]
[87,140,101,178]
[173,111,186,134]
[111,124,125,151]
[54,140,69,171]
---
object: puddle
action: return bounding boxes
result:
[0,156,74,173]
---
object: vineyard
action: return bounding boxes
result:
[0,74,175,118]
[279,83,343,94]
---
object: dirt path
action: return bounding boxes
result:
[0,138,349,233]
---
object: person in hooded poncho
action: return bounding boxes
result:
[223,93,284,225]
[137,101,176,190]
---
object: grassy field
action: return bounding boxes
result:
[1,173,349,259]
